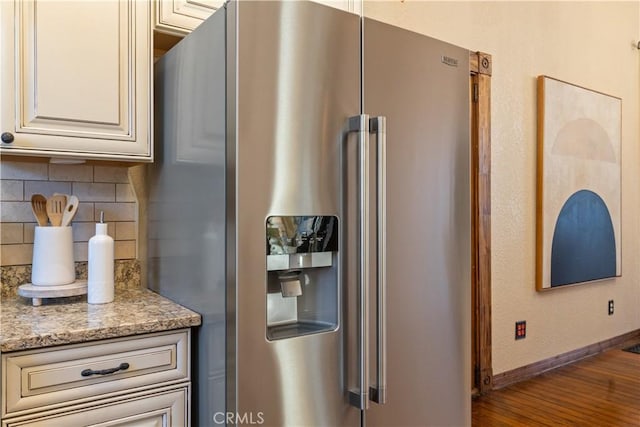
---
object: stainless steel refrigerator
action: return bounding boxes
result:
[149,1,470,426]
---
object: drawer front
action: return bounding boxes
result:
[2,386,187,427]
[2,330,189,417]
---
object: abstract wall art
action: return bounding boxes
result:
[536,76,621,290]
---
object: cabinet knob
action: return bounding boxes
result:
[1,132,14,144]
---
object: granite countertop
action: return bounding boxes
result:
[0,288,202,353]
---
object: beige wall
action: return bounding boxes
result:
[365,1,640,374]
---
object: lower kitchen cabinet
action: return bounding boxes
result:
[1,330,191,427]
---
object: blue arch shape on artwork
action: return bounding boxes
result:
[551,190,616,287]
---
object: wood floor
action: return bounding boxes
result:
[472,346,640,426]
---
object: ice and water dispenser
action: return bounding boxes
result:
[266,216,338,340]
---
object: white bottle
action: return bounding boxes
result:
[88,212,114,304]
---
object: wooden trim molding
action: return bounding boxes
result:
[492,329,640,390]
[470,51,492,76]
[470,51,492,394]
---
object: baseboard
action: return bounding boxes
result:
[492,328,640,390]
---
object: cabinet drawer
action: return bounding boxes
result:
[2,386,187,427]
[2,330,189,418]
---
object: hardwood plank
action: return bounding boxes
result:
[473,347,640,425]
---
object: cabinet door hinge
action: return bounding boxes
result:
[473,83,479,103]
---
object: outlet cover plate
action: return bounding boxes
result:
[515,320,526,340]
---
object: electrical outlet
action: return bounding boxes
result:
[608,300,614,316]
[515,320,526,340]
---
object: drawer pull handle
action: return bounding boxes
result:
[81,362,130,377]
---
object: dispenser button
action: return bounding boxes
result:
[267,254,289,271]
[311,252,332,268]
[290,254,312,269]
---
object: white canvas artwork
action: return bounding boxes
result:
[536,76,621,290]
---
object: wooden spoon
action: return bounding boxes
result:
[61,195,79,227]
[30,194,49,226]
[46,194,67,226]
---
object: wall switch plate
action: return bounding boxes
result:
[608,300,614,315]
[515,320,526,340]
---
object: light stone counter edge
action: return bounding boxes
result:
[0,288,202,353]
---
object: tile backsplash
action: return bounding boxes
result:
[0,158,138,266]
[0,259,141,298]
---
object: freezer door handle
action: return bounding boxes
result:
[347,114,370,410]
[370,116,387,405]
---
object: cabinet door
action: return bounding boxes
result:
[0,0,152,161]
[154,0,222,36]
[312,0,362,13]
[2,387,187,427]
[3,330,189,418]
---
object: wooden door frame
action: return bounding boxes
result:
[470,51,492,394]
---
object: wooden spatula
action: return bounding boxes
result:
[46,194,67,226]
[30,194,49,226]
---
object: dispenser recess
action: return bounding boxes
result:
[266,216,339,340]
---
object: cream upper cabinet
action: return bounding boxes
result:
[0,0,152,162]
[153,0,361,38]
[312,0,362,13]
[154,0,222,36]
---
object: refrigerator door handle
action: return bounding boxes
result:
[370,116,387,405]
[347,114,370,410]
